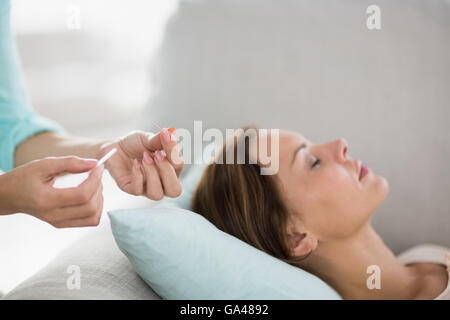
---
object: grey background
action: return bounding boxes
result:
[144,0,450,253]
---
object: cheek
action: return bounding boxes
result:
[301,169,364,238]
[315,168,355,203]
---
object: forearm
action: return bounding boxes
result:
[14,131,111,168]
[0,173,14,215]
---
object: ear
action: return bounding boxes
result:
[287,232,318,258]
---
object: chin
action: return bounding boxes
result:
[362,175,389,217]
[373,174,389,204]
[378,174,389,192]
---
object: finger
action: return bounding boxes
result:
[144,128,183,175]
[125,159,144,196]
[141,151,164,201]
[52,164,104,207]
[153,150,182,198]
[144,131,163,151]
[51,187,104,228]
[158,128,184,175]
[45,183,103,226]
[42,156,98,177]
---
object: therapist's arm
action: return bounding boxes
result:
[14,131,106,167]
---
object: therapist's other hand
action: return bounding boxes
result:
[99,129,183,200]
[0,156,105,228]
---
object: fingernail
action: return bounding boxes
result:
[155,150,165,162]
[143,151,153,165]
[168,127,176,133]
[161,128,170,144]
[133,159,141,169]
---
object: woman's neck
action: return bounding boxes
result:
[300,224,421,299]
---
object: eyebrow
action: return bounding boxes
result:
[291,142,307,167]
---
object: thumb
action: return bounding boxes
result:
[145,131,163,151]
[145,127,176,151]
[42,156,98,176]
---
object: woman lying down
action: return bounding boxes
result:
[191,127,450,300]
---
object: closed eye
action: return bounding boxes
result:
[312,158,320,168]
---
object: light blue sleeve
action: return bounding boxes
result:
[0,0,65,172]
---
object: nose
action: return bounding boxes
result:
[336,138,348,163]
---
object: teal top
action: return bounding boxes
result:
[0,0,64,172]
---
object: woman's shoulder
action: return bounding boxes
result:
[397,244,450,300]
[397,243,450,266]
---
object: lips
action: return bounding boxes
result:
[358,161,370,181]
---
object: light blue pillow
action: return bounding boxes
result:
[108,164,342,299]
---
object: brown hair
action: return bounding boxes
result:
[191,126,303,265]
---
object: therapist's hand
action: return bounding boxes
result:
[0,156,105,228]
[98,129,184,200]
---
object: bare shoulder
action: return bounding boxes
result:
[407,263,449,300]
[398,244,450,300]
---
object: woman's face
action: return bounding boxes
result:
[274,130,389,241]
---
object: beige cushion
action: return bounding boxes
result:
[3,221,160,300]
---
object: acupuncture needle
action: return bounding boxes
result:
[151,122,176,134]
[151,121,163,131]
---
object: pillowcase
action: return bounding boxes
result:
[109,207,340,299]
[108,164,341,299]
